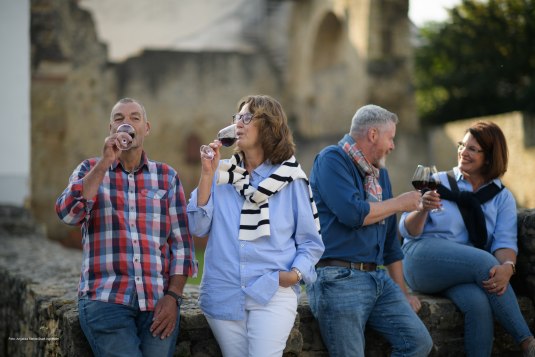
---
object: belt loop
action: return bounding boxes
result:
[359,262,364,271]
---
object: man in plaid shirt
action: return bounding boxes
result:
[56,98,197,357]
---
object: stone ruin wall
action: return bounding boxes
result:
[31,0,420,244]
[2,205,535,356]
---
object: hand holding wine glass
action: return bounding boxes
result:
[427,165,443,212]
[200,124,237,160]
[411,164,438,212]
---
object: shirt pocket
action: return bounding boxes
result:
[140,188,170,247]
[141,188,169,200]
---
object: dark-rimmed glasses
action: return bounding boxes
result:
[232,112,254,125]
[457,141,484,154]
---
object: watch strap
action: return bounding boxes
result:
[291,267,303,283]
[503,260,516,275]
[165,290,183,306]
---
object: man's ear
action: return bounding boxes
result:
[145,121,151,135]
[368,127,378,143]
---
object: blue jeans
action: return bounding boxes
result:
[306,267,432,357]
[78,297,180,357]
[403,237,532,356]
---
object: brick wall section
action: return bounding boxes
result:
[1,206,534,356]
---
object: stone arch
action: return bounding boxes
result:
[305,11,350,136]
[311,12,343,71]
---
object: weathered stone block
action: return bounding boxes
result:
[2,206,535,356]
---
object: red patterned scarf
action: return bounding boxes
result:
[339,135,382,202]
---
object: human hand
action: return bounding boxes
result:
[396,191,424,212]
[279,270,299,288]
[150,295,178,339]
[102,134,121,164]
[201,140,222,174]
[482,264,512,296]
[405,293,422,313]
[420,190,441,211]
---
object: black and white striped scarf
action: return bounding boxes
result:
[217,153,321,241]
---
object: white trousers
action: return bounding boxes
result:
[206,286,298,357]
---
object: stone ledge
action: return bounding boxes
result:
[2,206,535,356]
[1,233,534,356]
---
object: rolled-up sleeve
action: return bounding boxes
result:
[55,161,95,225]
[290,180,324,284]
[490,189,518,254]
[381,171,403,265]
[398,212,420,240]
[187,187,214,237]
[168,174,198,278]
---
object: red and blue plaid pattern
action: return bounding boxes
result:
[56,152,197,311]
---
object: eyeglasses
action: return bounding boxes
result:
[232,112,254,125]
[457,141,484,154]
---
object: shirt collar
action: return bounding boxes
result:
[453,166,503,188]
[110,151,149,172]
[243,160,273,180]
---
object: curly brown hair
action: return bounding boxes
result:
[236,94,295,164]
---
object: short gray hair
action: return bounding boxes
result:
[349,104,398,138]
[111,97,148,122]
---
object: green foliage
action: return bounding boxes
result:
[415,0,535,125]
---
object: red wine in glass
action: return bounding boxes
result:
[200,124,237,160]
[411,165,429,191]
[220,137,237,147]
[428,165,443,212]
[412,180,428,191]
[427,180,439,190]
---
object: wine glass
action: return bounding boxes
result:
[411,165,429,191]
[115,124,135,151]
[200,124,237,160]
[428,165,443,212]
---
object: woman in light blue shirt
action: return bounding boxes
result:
[400,121,535,356]
[187,94,324,357]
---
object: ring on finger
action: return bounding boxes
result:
[493,282,497,288]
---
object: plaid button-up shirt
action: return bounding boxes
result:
[56,152,197,311]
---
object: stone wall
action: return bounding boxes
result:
[2,205,535,356]
[30,0,420,245]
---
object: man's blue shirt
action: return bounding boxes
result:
[310,144,403,265]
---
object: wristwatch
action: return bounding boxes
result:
[165,290,183,306]
[292,267,303,283]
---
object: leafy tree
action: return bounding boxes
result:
[415,0,535,125]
